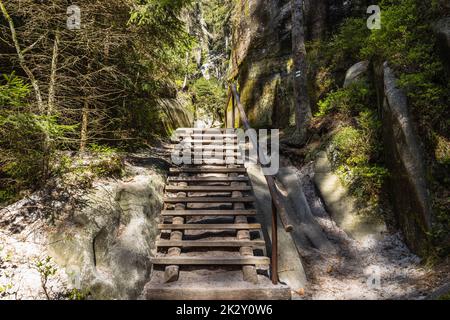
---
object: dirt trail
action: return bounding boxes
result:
[293,162,448,300]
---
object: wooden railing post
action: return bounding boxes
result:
[271,200,278,285]
[231,94,236,129]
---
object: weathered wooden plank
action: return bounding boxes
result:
[184,140,239,144]
[156,240,265,248]
[170,167,246,174]
[172,153,243,158]
[177,134,238,139]
[168,176,249,182]
[163,197,255,203]
[158,223,261,230]
[161,209,257,217]
[165,186,251,192]
[151,256,270,266]
[176,128,233,133]
[190,145,241,150]
[144,287,291,300]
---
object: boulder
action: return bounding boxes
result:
[49,170,164,299]
[0,158,165,300]
[380,62,433,255]
[343,61,370,88]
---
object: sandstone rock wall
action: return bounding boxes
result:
[376,63,434,255]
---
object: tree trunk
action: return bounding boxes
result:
[48,31,60,115]
[0,0,44,113]
[80,62,93,153]
[291,0,312,142]
[42,30,61,180]
[80,99,89,153]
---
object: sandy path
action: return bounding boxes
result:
[294,162,448,300]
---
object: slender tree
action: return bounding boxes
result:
[291,0,312,143]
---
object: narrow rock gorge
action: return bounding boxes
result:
[0,0,448,301]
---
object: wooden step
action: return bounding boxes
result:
[144,286,291,300]
[151,256,270,266]
[174,152,243,156]
[177,134,238,139]
[163,197,255,203]
[176,128,232,133]
[165,186,251,192]
[168,176,249,183]
[190,145,241,150]
[161,209,257,217]
[158,223,261,230]
[156,240,265,248]
[184,140,240,144]
[171,145,242,150]
[170,167,246,174]
[190,160,245,165]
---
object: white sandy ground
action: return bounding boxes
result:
[0,227,70,300]
[294,162,448,300]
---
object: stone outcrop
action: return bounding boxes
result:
[0,156,165,300]
[343,61,369,88]
[159,92,194,133]
[378,62,433,255]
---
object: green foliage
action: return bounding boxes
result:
[360,0,449,249]
[67,288,88,300]
[89,155,124,178]
[317,81,371,117]
[438,292,450,300]
[191,77,227,121]
[331,123,389,213]
[361,0,448,138]
[310,0,449,242]
[0,73,30,106]
[33,256,57,299]
[85,144,124,178]
[319,80,388,214]
[201,0,233,56]
[0,73,76,204]
[0,73,35,203]
[328,18,370,72]
[88,143,119,155]
[34,256,57,279]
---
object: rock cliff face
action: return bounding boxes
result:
[232,0,294,128]
[231,0,360,128]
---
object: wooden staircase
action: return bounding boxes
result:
[145,128,291,300]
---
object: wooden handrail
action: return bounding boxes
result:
[226,84,293,232]
[225,83,293,285]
